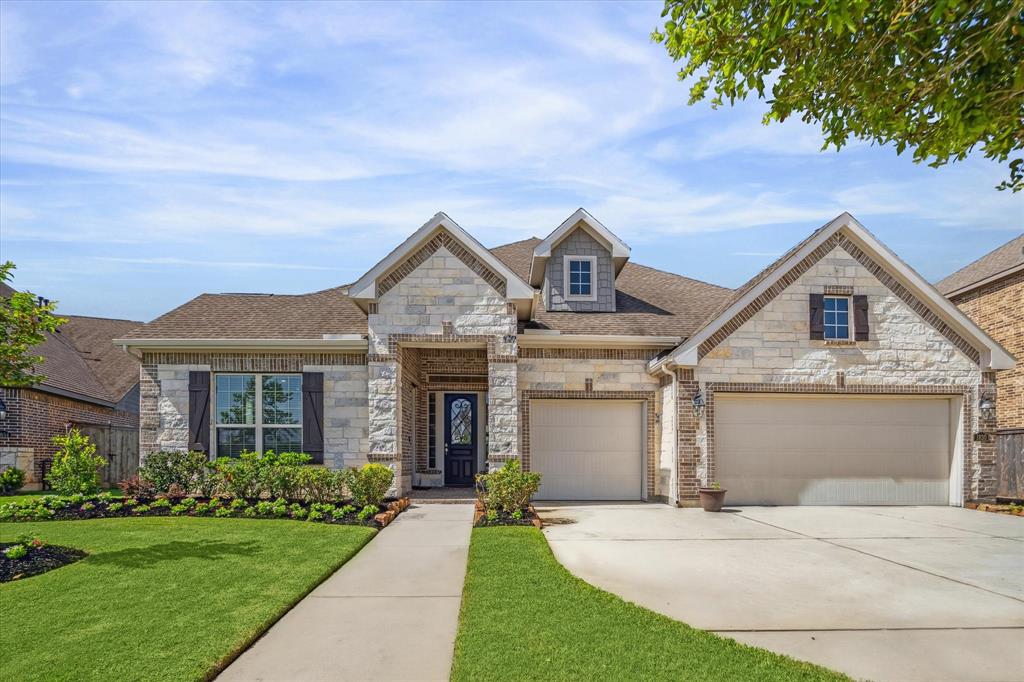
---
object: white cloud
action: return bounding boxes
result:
[96,256,335,271]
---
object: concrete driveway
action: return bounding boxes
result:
[539,504,1024,682]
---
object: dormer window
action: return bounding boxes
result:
[565,256,597,300]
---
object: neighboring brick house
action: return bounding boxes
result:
[0,283,141,489]
[116,210,1013,507]
[936,234,1024,432]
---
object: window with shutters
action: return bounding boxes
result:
[823,296,851,340]
[214,374,302,457]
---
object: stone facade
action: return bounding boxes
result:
[673,245,991,505]
[139,353,368,470]
[949,269,1023,430]
[367,243,519,492]
[697,246,981,386]
[544,225,616,312]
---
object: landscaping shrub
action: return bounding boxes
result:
[118,474,156,499]
[475,459,541,514]
[47,429,106,496]
[342,463,394,507]
[298,466,341,504]
[138,450,208,495]
[259,451,311,499]
[0,466,25,493]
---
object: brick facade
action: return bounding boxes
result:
[0,387,138,489]
[949,270,1023,430]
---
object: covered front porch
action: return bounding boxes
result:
[368,338,518,496]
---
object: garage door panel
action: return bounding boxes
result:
[531,401,643,501]
[716,395,952,506]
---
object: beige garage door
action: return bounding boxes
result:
[531,400,644,500]
[716,394,954,505]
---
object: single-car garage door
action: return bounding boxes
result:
[716,394,956,505]
[531,400,644,500]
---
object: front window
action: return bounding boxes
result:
[215,374,302,456]
[823,296,850,340]
[566,257,594,298]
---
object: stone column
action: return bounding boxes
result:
[368,357,403,494]
[486,361,518,470]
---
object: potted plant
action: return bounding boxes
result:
[698,482,727,512]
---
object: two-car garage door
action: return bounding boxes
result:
[531,400,644,501]
[715,394,956,506]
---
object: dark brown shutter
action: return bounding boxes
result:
[302,372,324,464]
[809,293,825,340]
[188,371,211,454]
[853,295,869,341]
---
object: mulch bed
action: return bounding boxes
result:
[473,501,542,528]
[0,544,87,582]
[2,496,412,529]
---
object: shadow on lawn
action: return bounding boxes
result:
[89,540,260,569]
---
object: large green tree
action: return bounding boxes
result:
[1,261,67,386]
[653,0,1024,190]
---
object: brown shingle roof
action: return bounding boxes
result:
[60,316,142,401]
[2,283,142,403]
[490,238,733,337]
[124,237,735,342]
[121,286,368,340]
[936,233,1024,296]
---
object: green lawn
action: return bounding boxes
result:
[452,526,848,682]
[0,517,374,681]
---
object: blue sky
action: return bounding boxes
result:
[1,0,1020,322]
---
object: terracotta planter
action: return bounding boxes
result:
[698,488,727,512]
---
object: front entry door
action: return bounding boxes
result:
[444,394,477,486]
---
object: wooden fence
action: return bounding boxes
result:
[75,423,139,486]
[996,429,1024,502]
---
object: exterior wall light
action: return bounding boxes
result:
[692,390,706,418]
[0,396,7,421]
[978,395,996,421]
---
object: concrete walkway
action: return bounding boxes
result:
[219,503,474,682]
[540,504,1024,682]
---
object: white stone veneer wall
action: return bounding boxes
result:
[367,245,520,486]
[696,246,980,386]
[692,245,984,497]
[658,380,676,502]
[149,364,206,454]
[307,364,369,470]
[517,357,660,393]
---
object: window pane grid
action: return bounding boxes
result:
[214,373,302,457]
[823,296,850,340]
[567,258,593,296]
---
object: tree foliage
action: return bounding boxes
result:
[653,0,1024,190]
[1,262,67,386]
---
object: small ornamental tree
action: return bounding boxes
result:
[1,262,67,386]
[47,429,106,496]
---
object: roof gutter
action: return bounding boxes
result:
[113,337,369,352]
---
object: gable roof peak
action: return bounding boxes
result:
[347,211,535,313]
[529,208,631,286]
[656,212,1014,371]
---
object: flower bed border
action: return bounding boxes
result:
[472,500,542,528]
[1,543,87,582]
[1,495,412,529]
